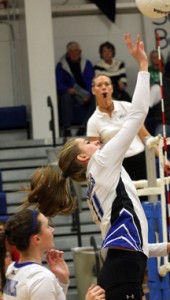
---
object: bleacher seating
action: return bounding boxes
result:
[71,102,86,125]
[58,101,86,135]
[0,191,9,222]
[0,105,30,139]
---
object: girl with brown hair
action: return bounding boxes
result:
[21,34,170,299]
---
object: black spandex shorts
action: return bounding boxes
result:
[97,249,147,300]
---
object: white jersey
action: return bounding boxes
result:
[87,100,145,157]
[87,72,151,257]
[87,72,168,259]
[4,261,68,300]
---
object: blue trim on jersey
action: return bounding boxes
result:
[102,208,142,252]
[93,193,104,217]
[14,261,39,268]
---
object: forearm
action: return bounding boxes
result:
[138,125,151,144]
[148,242,168,257]
[59,281,69,296]
[138,126,167,163]
[131,72,150,116]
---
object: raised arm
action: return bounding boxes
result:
[101,34,150,167]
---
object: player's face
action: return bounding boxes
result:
[37,213,55,252]
[76,138,101,160]
[92,76,113,108]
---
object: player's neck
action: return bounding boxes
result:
[18,252,42,265]
[99,102,114,115]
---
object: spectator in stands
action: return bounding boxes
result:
[148,50,164,86]
[56,41,95,137]
[94,41,131,102]
[0,209,105,300]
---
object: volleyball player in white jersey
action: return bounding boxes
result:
[1,209,105,300]
[21,34,170,299]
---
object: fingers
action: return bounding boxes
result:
[46,249,64,262]
[124,32,148,70]
[124,33,139,56]
[88,284,103,293]
[124,33,133,51]
[88,284,96,290]
[86,284,106,300]
[136,33,141,45]
[124,32,144,51]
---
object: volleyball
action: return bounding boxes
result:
[136,0,170,18]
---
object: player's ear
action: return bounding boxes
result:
[31,234,41,245]
[77,153,89,162]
